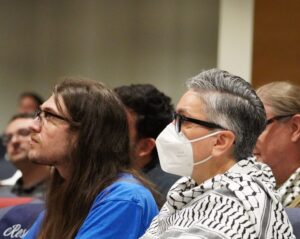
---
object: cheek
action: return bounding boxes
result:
[7,145,13,154]
[192,140,212,161]
[182,126,203,141]
[257,127,274,155]
[258,131,282,166]
[21,138,31,149]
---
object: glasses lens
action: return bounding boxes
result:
[266,114,294,125]
[33,109,41,119]
[18,128,31,137]
[2,134,11,145]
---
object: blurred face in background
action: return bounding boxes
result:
[18,96,39,114]
[125,108,154,169]
[4,118,33,165]
[254,104,292,172]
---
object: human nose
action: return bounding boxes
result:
[29,117,42,133]
[10,134,21,144]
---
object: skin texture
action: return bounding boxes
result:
[18,96,39,113]
[176,90,236,185]
[5,118,33,166]
[28,95,77,180]
[126,109,155,169]
[254,104,300,186]
[5,117,50,188]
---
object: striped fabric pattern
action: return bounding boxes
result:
[141,157,295,239]
[278,167,300,207]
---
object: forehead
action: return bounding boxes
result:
[20,96,37,104]
[263,103,275,118]
[41,94,67,114]
[5,118,33,133]
[176,90,206,116]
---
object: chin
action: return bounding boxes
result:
[28,151,41,163]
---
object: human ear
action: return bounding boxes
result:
[132,138,156,169]
[211,131,236,157]
[290,114,300,143]
[135,138,156,158]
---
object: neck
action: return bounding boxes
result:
[272,146,300,186]
[132,155,152,170]
[21,164,50,189]
[192,155,236,185]
[56,163,71,180]
[274,163,300,186]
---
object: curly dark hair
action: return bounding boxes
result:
[115,84,174,170]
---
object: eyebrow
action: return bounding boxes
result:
[176,108,199,118]
[41,106,61,116]
[176,108,189,115]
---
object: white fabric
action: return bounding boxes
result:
[0,170,22,186]
[156,123,219,176]
[278,167,300,207]
[141,157,295,239]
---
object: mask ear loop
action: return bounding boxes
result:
[188,131,221,166]
[193,155,213,166]
[186,130,221,143]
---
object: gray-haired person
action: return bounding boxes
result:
[141,69,295,239]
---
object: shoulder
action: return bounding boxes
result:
[94,173,156,208]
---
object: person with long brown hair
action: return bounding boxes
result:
[24,77,158,239]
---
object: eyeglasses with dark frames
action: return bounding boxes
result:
[34,109,70,125]
[173,112,226,133]
[266,114,295,125]
[2,128,31,146]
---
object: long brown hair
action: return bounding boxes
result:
[38,77,158,239]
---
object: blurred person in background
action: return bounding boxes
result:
[0,113,50,198]
[24,77,158,239]
[18,92,43,114]
[255,82,300,207]
[0,139,16,181]
[141,69,295,239]
[0,92,44,181]
[115,84,179,201]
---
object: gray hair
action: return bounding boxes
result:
[256,81,300,116]
[186,69,266,161]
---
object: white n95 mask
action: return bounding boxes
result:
[156,123,220,177]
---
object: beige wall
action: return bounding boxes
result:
[0,0,219,131]
[217,0,254,82]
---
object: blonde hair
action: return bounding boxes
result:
[257,81,300,116]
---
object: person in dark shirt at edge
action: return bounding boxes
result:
[0,92,44,181]
[0,113,50,198]
[115,84,179,201]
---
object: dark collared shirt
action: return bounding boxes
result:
[11,177,47,199]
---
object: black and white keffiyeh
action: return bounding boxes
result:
[278,167,300,207]
[141,157,295,239]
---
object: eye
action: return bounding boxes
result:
[18,129,31,137]
[181,120,193,128]
[2,134,12,145]
[177,114,193,130]
[43,111,56,120]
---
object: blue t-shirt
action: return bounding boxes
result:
[24,173,158,239]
